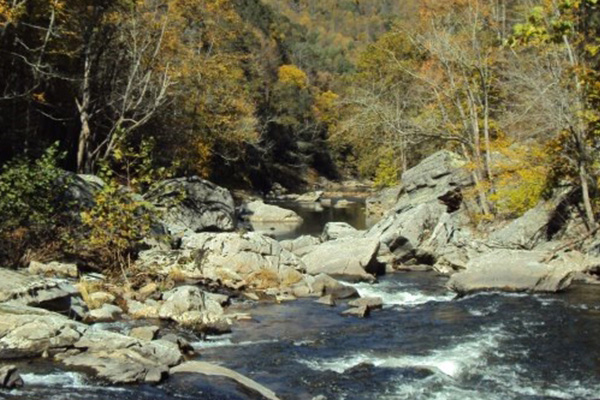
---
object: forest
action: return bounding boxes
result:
[1,0,600,264]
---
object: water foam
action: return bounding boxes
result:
[20,372,88,387]
[350,281,454,308]
[298,325,506,379]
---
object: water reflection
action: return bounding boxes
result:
[252,199,367,240]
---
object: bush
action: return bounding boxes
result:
[373,150,399,189]
[0,144,66,267]
[73,177,154,276]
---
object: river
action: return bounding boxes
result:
[4,200,600,400]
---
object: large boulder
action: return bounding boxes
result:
[447,249,600,295]
[144,176,235,236]
[366,202,447,264]
[0,304,183,384]
[243,201,302,223]
[137,232,311,293]
[59,173,106,210]
[301,238,383,282]
[0,304,86,358]
[396,150,472,211]
[0,269,78,312]
[62,330,182,384]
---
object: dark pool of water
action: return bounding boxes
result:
[251,199,367,240]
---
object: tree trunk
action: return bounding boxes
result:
[580,163,597,229]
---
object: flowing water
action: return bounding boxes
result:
[4,201,600,400]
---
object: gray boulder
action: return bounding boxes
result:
[366,202,447,264]
[63,330,181,384]
[0,269,78,311]
[397,150,471,210]
[301,238,383,282]
[348,297,383,310]
[321,222,361,241]
[0,304,183,384]
[447,250,600,295]
[144,176,235,236]
[0,304,86,358]
[342,305,369,318]
[86,304,123,322]
[310,274,358,299]
[129,326,160,341]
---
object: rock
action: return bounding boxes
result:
[447,250,600,295]
[59,172,105,211]
[63,330,182,384]
[86,304,123,322]
[144,176,235,236]
[321,222,361,241]
[396,150,471,211]
[0,304,183,385]
[333,199,354,208]
[0,269,78,311]
[29,261,78,278]
[171,361,281,400]
[126,299,161,319]
[316,295,336,306]
[137,282,159,300]
[366,202,447,265]
[0,365,23,388]
[139,232,310,293]
[0,304,86,358]
[312,274,359,299]
[348,297,383,310]
[301,238,383,282]
[296,191,324,203]
[160,333,194,355]
[88,291,115,307]
[280,235,322,257]
[366,186,402,223]
[130,326,160,341]
[342,305,369,318]
[158,286,229,331]
[243,201,303,223]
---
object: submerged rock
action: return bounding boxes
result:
[342,305,370,318]
[0,365,23,389]
[348,297,383,310]
[171,361,281,400]
[144,176,235,236]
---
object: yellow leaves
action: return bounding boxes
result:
[278,64,308,89]
[313,90,339,128]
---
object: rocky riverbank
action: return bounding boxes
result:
[1,150,599,398]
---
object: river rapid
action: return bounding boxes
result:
[4,201,600,400]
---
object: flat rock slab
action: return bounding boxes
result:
[245,201,303,223]
[0,269,77,307]
[447,250,600,295]
[171,361,281,400]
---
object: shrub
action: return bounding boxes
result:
[72,176,154,277]
[373,150,399,189]
[0,144,66,267]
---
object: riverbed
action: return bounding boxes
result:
[4,200,600,400]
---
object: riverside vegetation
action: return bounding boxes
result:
[1,0,600,398]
